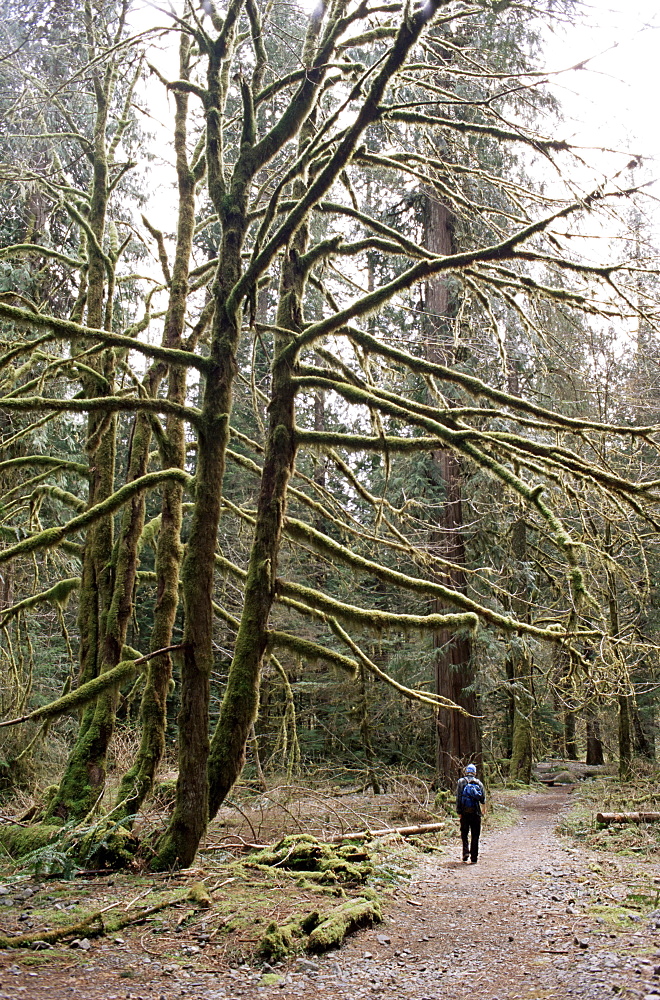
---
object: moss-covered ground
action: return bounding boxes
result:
[0,774,459,972]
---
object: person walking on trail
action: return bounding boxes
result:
[456,763,486,864]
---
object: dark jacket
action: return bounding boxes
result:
[456,776,485,816]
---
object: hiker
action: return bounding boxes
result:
[456,763,486,864]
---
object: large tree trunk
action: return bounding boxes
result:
[564,710,578,761]
[424,196,480,790]
[631,702,655,760]
[47,16,116,821]
[507,518,533,782]
[618,695,632,779]
[206,180,305,819]
[585,708,604,766]
[153,34,252,868]
[508,647,533,782]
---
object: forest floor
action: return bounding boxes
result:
[1,787,659,1000]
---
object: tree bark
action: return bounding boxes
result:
[618,695,632,779]
[47,10,117,820]
[424,195,480,789]
[564,710,577,761]
[508,648,533,782]
[116,27,195,821]
[631,702,655,760]
[585,709,604,766]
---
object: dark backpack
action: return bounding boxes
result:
[461,779,484,812]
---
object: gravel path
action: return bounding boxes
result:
[2,789,659,999]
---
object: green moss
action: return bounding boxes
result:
[186,881,212,907]
[257,920,297,961]
[249,834,372,883]
[78,824,138,868]
[256,906,323,961]
[0,823,61,858]
[306,896,382,952]
[151,778,177,806]
[20,950,67,965]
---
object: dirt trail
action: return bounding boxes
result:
[2,789,659,999]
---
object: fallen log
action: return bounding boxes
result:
[327,821,446,843]
[203,821,447,854]
[596,811,660,825]
[0,883,206,950]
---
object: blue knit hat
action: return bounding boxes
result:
[465,764,477,775]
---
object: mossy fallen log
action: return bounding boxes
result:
[596,811,660,824]
[257,896,381,959]
[306,896,382,952]
[257,911,321,961]
[0,823,62,857]
[0,882,209,949]
[249,834,372,884]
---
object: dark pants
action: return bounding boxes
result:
[460,812,481,862]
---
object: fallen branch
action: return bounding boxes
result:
[596,811,660,825]
[0,883,204,949]
[327,821,446,843]
[202,821,446,853]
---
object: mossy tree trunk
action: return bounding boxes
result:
[358,661,381,795]
[206,199,304,819]
[116,26,198,820]
[605,524,632,779]
[585,708,604,766]
[48,7,118,821]
[505,517,533,782]
[618,695,632,779]
[154,18,268,866]
[564,710,578,761]
[508,645,533,782]
[631,702,655,760]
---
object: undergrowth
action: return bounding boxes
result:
[556,773,660,860]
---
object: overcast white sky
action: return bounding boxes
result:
[542,2,659,172]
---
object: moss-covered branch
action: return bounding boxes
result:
[0,577,80,629]
[0,243,83,268]
[0,392,199,424]
[212,597,358,674]
[0,301,211,372]
[215,551,480,634]
[0,468,192,567]
[216,498,571,640]
[0,646,182,730]
[0,881,204,949]
[0,453,87,481]
[333,325,659,440]
[327,617,469,711]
